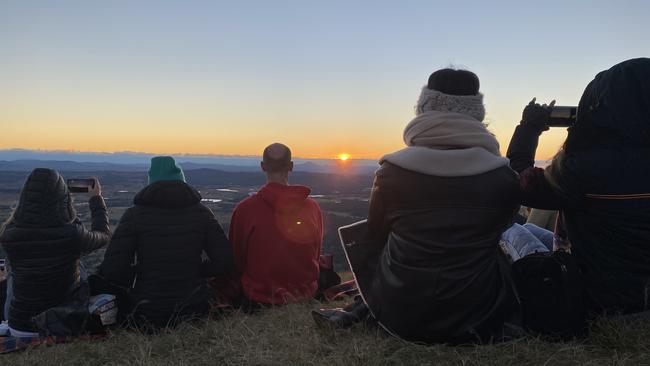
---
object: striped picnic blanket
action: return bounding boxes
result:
[0,292,115,354]
[0,334,106,354]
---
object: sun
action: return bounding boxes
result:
[338,153,350,161]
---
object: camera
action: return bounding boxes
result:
[67,178,96,193]
[547,106,577,127]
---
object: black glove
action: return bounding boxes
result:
[520,98,556,133]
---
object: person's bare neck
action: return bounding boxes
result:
[266,173,289,185]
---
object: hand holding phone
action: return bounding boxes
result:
[67,177,102,197]
[87,177,102,197]
[521,98,555,132]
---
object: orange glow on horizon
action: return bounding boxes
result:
[0,142,562,162]
[0,99,567,162]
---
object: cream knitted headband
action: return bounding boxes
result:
[415,86,486,122]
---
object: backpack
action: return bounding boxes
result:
[511,250,587,338]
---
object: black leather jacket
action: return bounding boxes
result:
[363,162,520,344]
[1,196,111,332]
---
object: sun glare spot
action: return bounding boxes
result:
[338,153,350,161]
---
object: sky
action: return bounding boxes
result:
[1,0,648,160]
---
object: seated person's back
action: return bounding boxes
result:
[229,143,323,305]
[0,169,111,334]
[99,157,233,327]
[356,69,519,344]
[507,58,650,314]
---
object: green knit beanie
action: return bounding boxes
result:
[148,156,186,184]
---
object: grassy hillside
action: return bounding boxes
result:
[3,300,650,365]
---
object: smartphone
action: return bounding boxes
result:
[67,178,95,193]
[547,106,577,127]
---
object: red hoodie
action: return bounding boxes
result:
[229,182,323,304]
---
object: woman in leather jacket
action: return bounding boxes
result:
[316,69,521,344]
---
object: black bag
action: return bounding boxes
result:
[512,250,587,338]
[32,281,104,337]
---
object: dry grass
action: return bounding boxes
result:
[3,300,650,365]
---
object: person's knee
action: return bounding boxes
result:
[522,223,540,230]
[503,223,530,242]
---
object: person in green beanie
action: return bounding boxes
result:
[147,156,186,184]
[98,156,233,328]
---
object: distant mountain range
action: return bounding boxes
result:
[0,168,374,196]
[0,159,378,175]
[0,149,379,174]
[0,149,550,174]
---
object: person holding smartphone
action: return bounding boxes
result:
[0,168,111,336]
[506,58,650,316]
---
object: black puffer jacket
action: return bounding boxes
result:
[363,162,520,344]
[99,180,234,326]
[507,58,650,314]
[0,169,111,332]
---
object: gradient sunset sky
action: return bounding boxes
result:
[1,0,648,160]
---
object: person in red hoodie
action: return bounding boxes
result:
[228,143,323,307]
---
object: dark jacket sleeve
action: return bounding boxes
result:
[228,205,248,279]
[77,195,112,253]
[517,167,568,210]
[507,125,569,210]
[201,211,235,278]
[99,208,137,288]
[506,124,543,173]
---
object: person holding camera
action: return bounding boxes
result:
[506,58,650,316]
[0,169,111,337]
